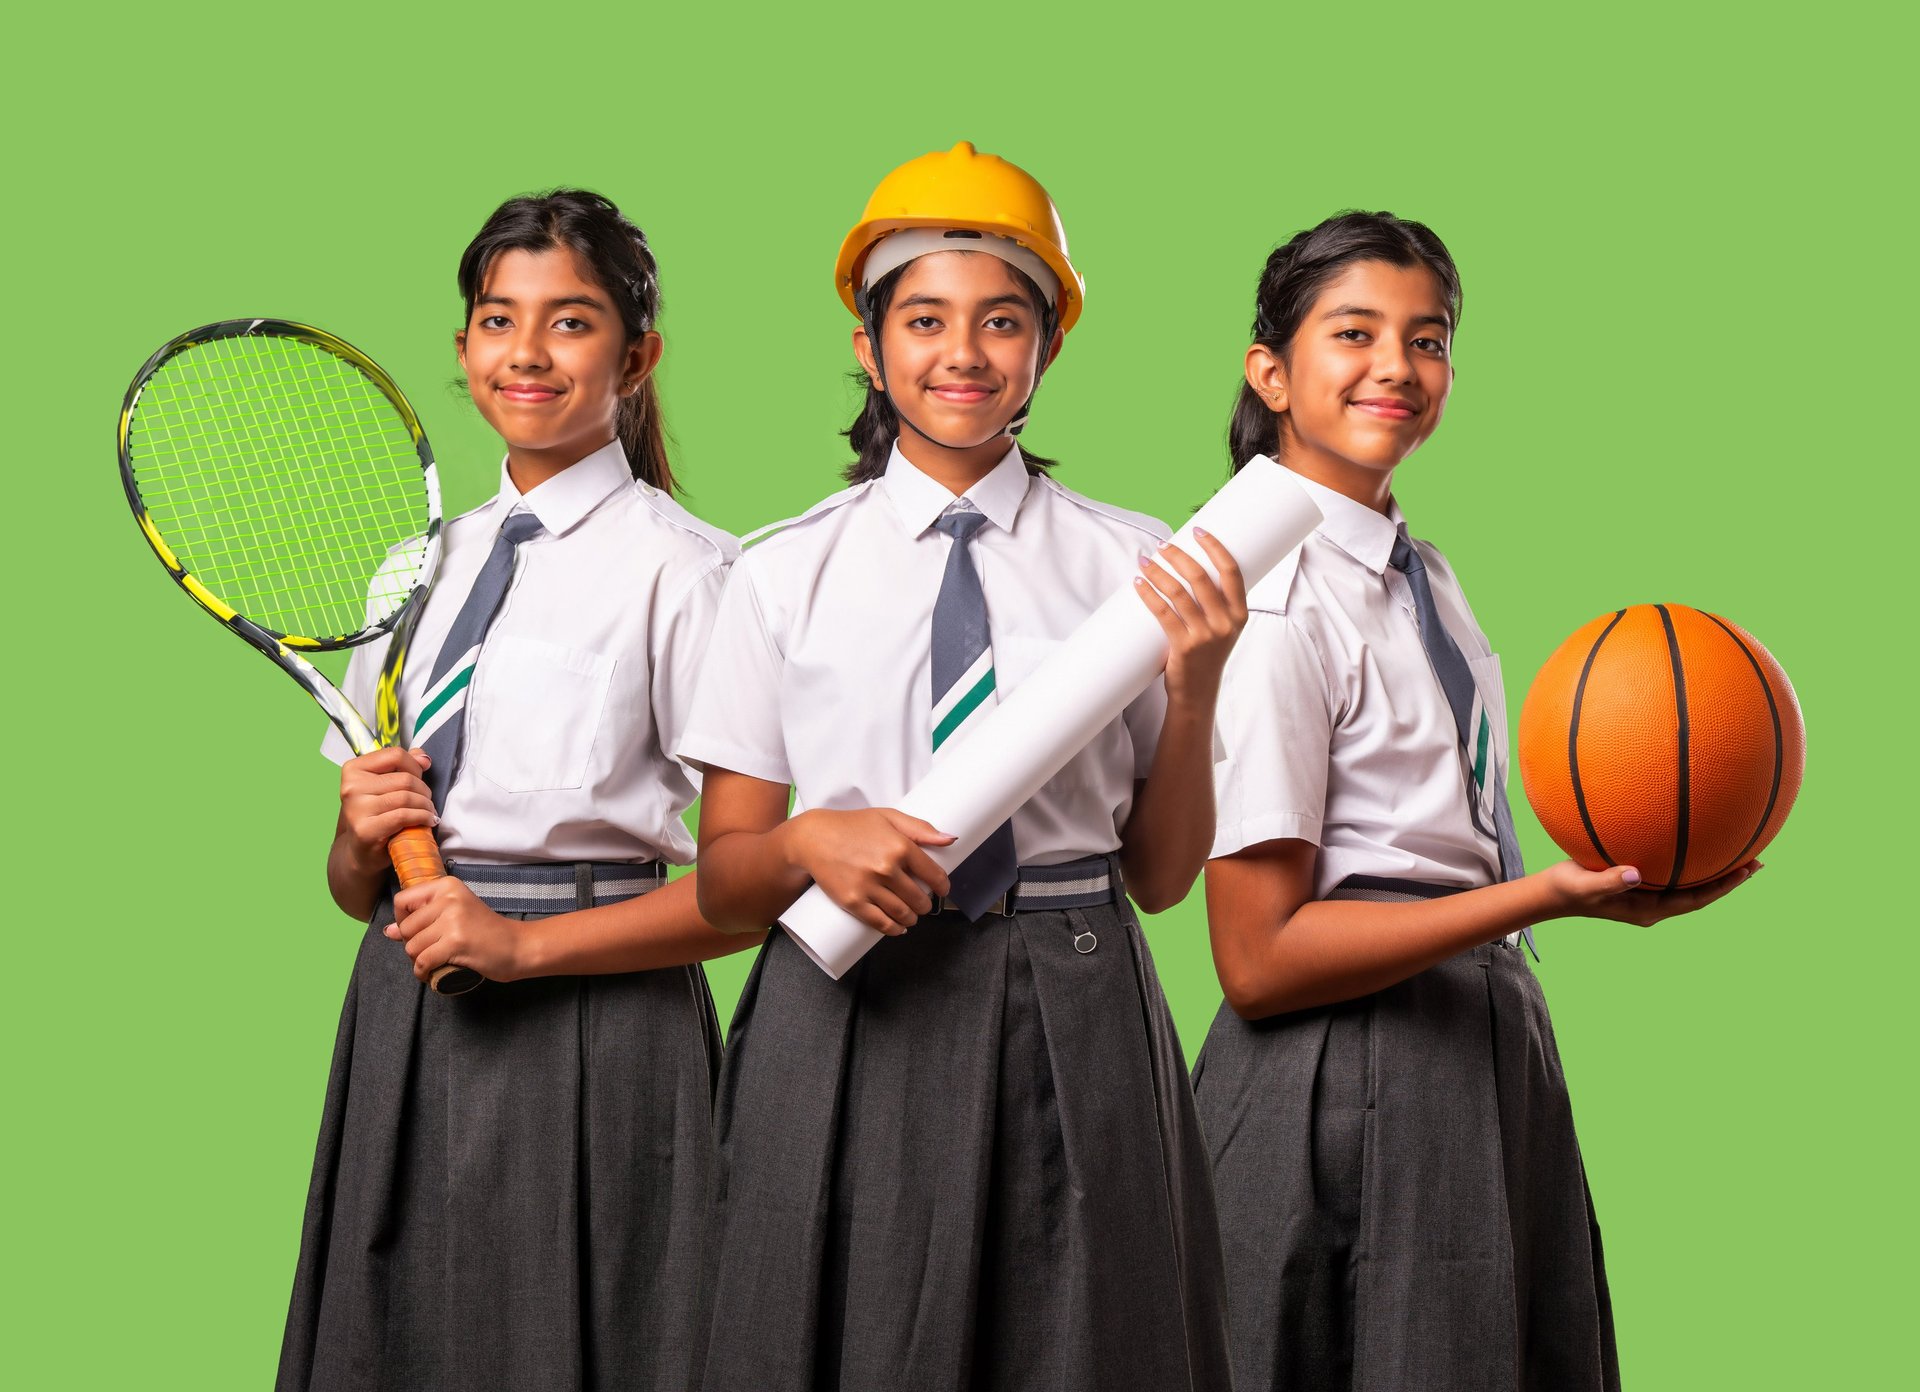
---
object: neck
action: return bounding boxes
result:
[895,428,1011,496]
[1278,438,1396,514]
[504,437,617,496]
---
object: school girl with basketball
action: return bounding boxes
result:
[1192,211,1757,1390]
[277,189,760,1392]
[676,143,1238,1390]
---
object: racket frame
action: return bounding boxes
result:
[118,318,478,992]
[118,318,443,754]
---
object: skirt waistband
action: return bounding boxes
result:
[445,860,668,915]
[938,853,1122,917]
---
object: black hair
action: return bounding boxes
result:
[1228,211,1462,472]
[841,255,1062,484]
[457,188,676,494]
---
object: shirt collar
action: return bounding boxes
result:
[491,439,632,538]
[879,440,1031,537]
[1286,470,1404,575]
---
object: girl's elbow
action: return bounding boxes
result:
[1220,972,1274,1021]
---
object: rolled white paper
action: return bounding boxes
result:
[779,455,1322,978]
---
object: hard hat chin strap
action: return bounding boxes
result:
[860,293,1057,454]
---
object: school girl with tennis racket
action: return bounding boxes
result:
[277,189,758,1392]
[678,143,1239,1391]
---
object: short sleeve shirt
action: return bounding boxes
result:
[676,443,1170,865]
[322,440,737,865]
[1211,469,1512,898]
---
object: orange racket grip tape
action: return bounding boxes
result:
[386,827,485,997]
[388,824,445,887]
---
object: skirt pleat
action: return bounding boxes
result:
[702,900,1231,1392]
[1192,941,1618,1392]
[277,900,722,1392]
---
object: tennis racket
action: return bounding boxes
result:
[119,317,481,996]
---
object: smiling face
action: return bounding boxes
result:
[853,249,1058,481]
[455,245,658,480]
[1245,259,1454,507]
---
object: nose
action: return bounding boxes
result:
[1371,335,1414,383]
[945,322,988,370]
[508,321,551,372]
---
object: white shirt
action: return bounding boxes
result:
[322,440,737,865]
[1210,470,1512,897]
[676,443,1170,864]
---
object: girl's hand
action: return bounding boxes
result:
[1135,529,1249,711]
[787,809,955,935]
[389,877,523,983]
[339,746,437,873]
[1539,859,1761,926]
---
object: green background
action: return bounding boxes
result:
[8,3,1906,1385]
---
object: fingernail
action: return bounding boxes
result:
[430,815,440,826]
[1134,576,1147,586]
[1193,527,1211,539]
[1621,868,1642,886]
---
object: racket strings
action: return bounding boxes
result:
[128,334,431,640]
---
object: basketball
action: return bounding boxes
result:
[1517,605,1804,890]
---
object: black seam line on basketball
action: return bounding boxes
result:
[1568,610,1626,871]
[1658,604,1690,892]
[1702,611,1784,880]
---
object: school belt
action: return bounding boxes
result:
[936,853,1121,918]
[1326,874,1525,953]
[445,860,668,914]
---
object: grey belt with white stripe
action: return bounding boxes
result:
[1328,874,1531,956]
[446,860,668,914]
[934,853,1121,956]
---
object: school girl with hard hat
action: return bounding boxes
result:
[677,142,1239,1390]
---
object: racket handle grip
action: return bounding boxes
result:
[389,825,445,887]
[386,827,487,997]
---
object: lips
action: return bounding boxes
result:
[928,382,995,404]
[1350,397,1419,420]
[498,382,563,403]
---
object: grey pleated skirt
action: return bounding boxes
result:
[700,897,1232,1391]
[1192,939,1619,1392]
[276,898,723,1392]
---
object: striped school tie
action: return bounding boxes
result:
[1388,534,1536,955]
[931,505,1018,919]
[414,511,544,812]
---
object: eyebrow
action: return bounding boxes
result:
[476,294,609,311]
[1321,304,1451,331]
[895,292,1034,311]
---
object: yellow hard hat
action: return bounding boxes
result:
[835,141,1085,334]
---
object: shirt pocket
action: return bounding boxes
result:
[469,635,617,793]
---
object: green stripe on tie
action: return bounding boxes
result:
[932,666,996,750]
[415,664,474,731]
[1471,710,1491,792]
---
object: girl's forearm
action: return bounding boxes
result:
[1211,874,1560,1020]
[514,874,766,976]
[695,818,815,933]
[1120,697,1220,913]
[326,810,387,921]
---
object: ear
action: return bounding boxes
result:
[852,324,884,392]
[1039,323,1065,374]
[1245,342,1288,414]
[454,328,467,369]
[621,331,665,397]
